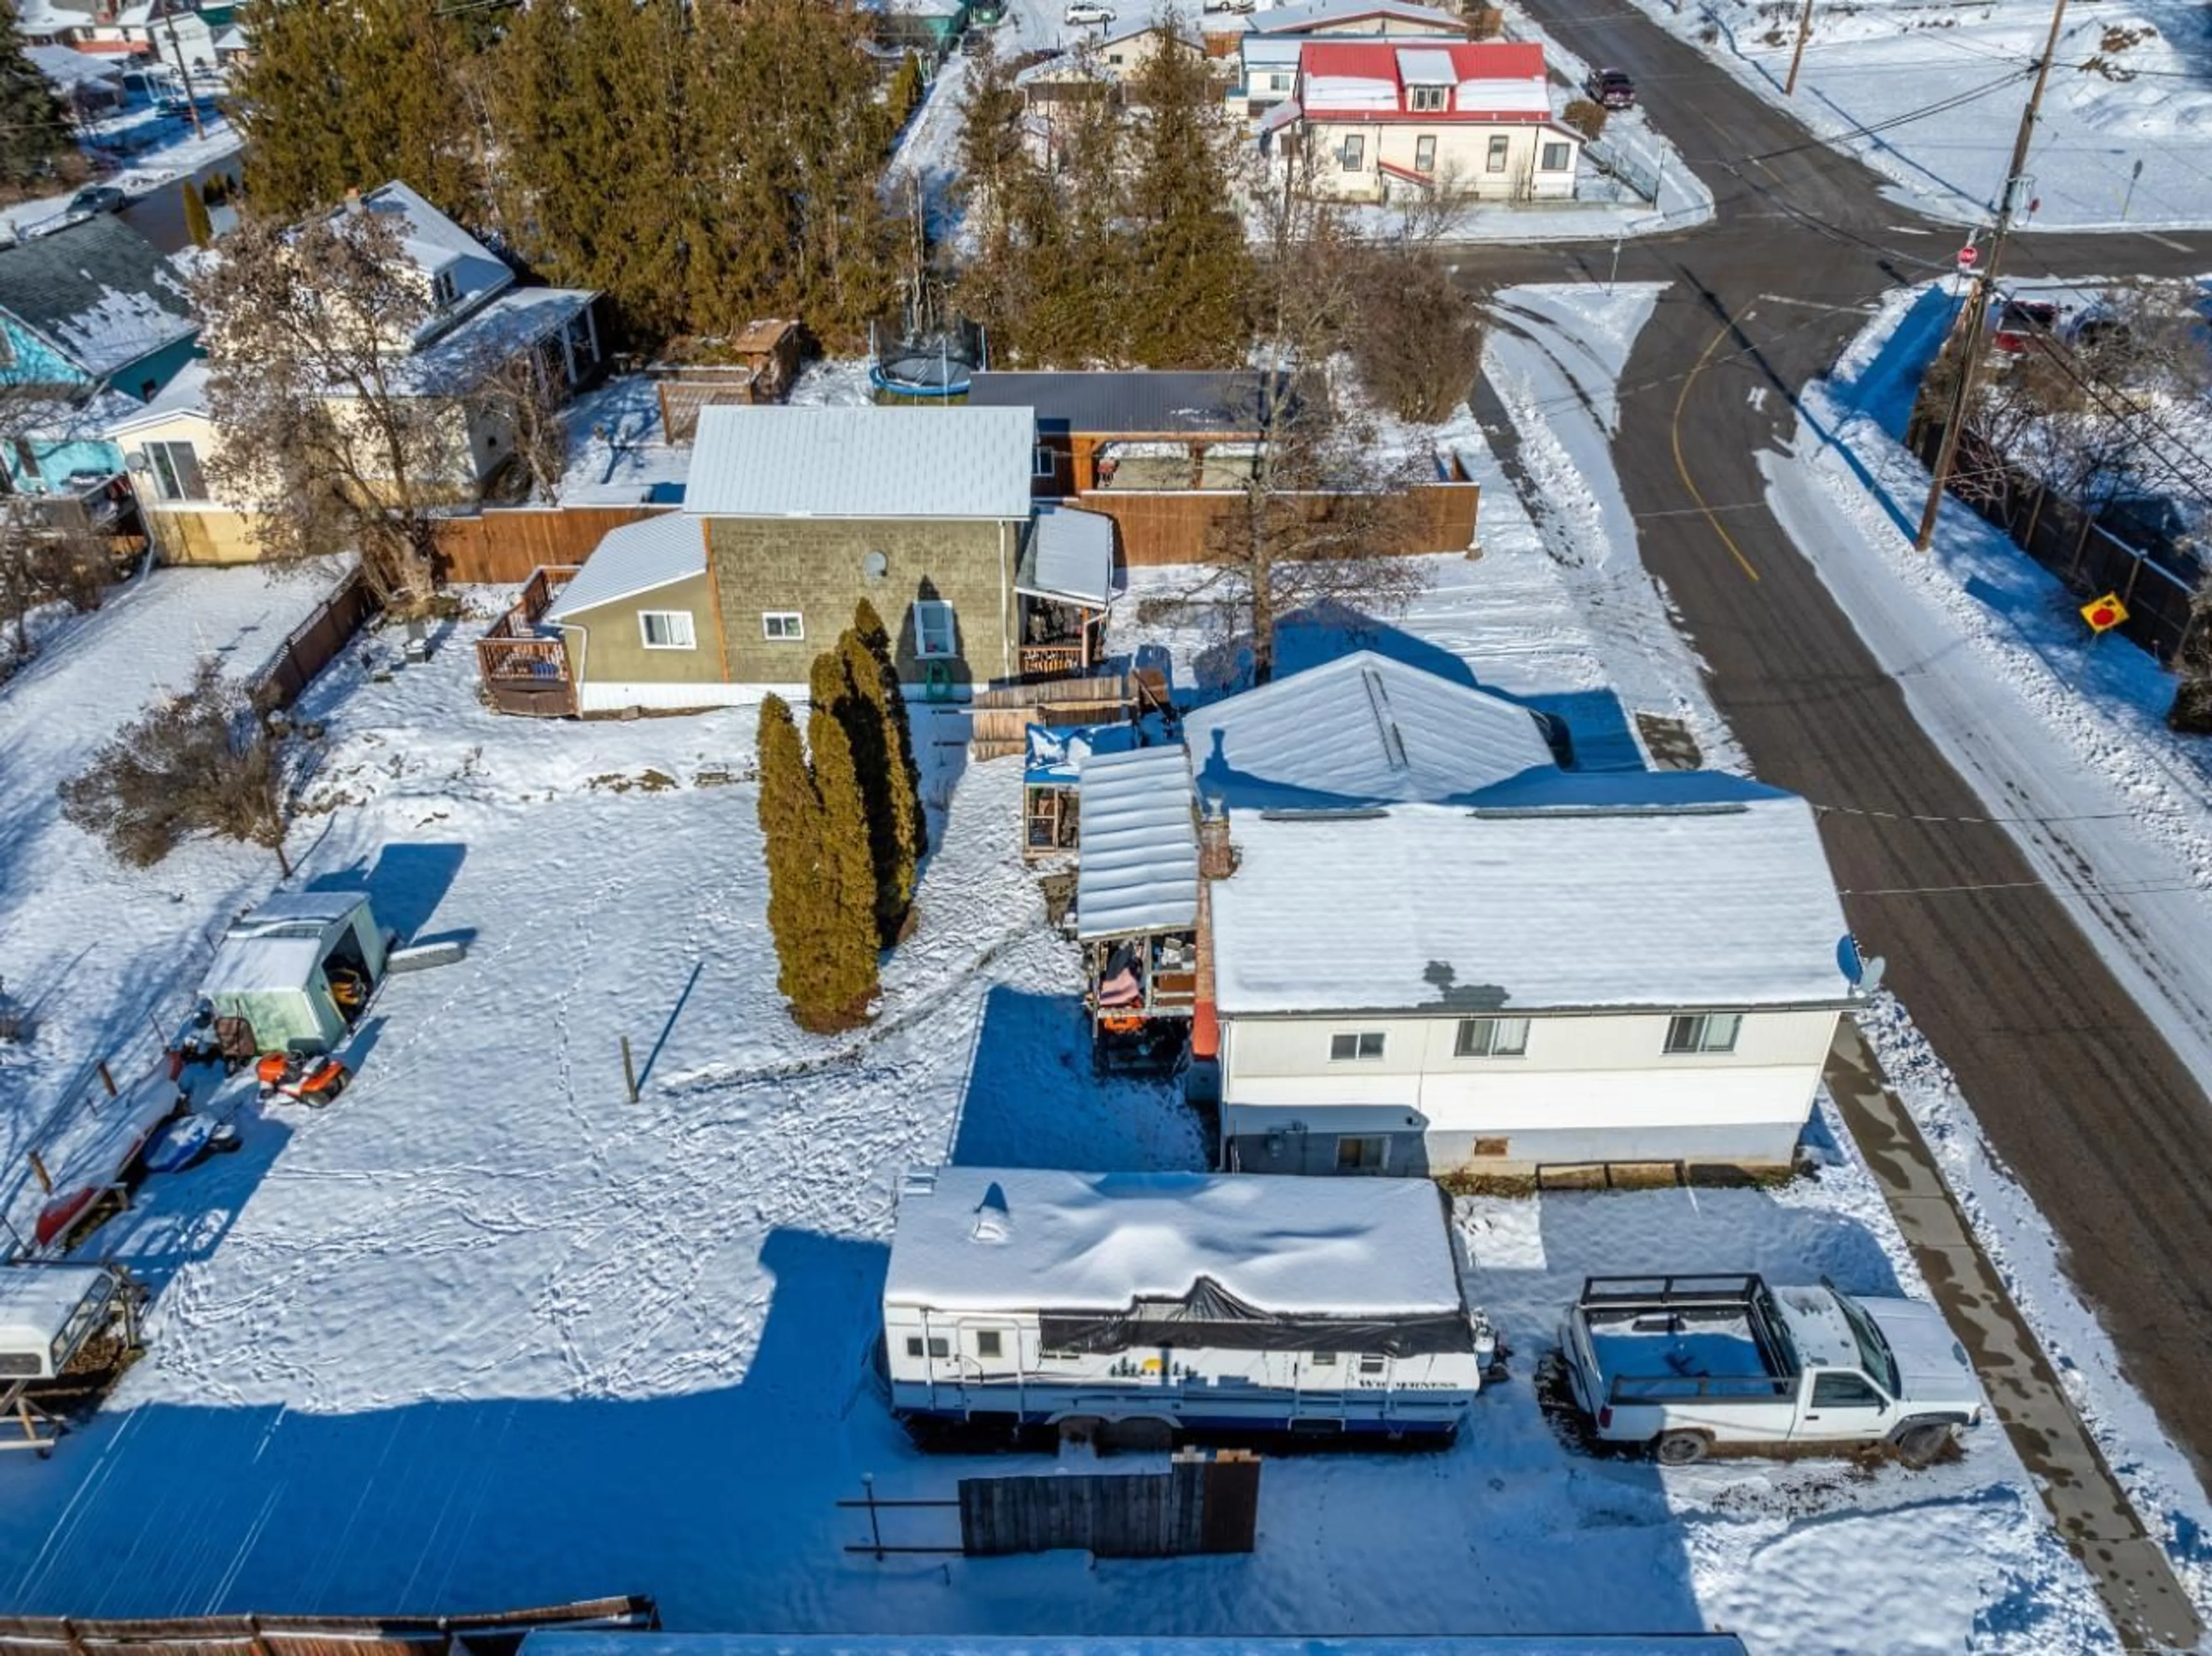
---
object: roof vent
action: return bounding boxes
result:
[972,1180,1012,1243]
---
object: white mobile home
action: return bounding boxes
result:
[1211,772,1856,1177]
[884,1166,1497,1442]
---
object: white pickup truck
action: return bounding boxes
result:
[1559,1273,1985,1467]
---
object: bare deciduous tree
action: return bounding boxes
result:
[1186,153,1426,686]
[471,342,571,505]
[193,205,467,610]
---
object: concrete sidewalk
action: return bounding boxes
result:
[1826,1022,2202,1652]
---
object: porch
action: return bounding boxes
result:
[1014,504,1116,680]
[475,564,579,717]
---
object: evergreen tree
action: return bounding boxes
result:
[808,654,885,1026]
[1122,14,1251,368]
[181,180,213,248]
[854,598,928,860]
[236,0,482,221]
[0,3,71,190]
[757,693,835,1029]
[826,606,927,944]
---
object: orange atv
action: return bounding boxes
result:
[257,1051,350,1107]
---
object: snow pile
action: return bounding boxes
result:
[1616,0,2212,227]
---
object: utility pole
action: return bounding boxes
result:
[1913,0,2067,553]
[1784,0,1816,97]
[163,24,204,141]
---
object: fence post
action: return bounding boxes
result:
[96,1060,116,1098]
[2068,506,2094,584]
[2122,543,2145,608]
[26,1150,51,1195]
[2022,481,2047,553]
[622,1035,638,1103]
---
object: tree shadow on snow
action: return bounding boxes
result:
[308,842,466,944]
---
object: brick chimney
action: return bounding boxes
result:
[1197,794,1235,880]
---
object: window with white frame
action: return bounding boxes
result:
[1267,70,1292,90]
[639,609,696,650]
[1336,1136,1388,1172]
[762,610,804,641]
[1341,133,1365,171]
[1540,140,1572,171]
[1328,1030,1385,1061]
[1032,443,1058,478]
[1486,134,1510,172]
[914,598,957,659]
[1408,84,1446,112]
[1456,1015,1529,1058]
[1664,1012,1743,1054]
[144,439,207,501]
[1414,134,1437,172]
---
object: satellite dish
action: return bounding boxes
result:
[1836,934,1887,995]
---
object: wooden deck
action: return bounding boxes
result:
[476,565,580,717]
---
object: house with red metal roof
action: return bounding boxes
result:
[1275,40,1584,202]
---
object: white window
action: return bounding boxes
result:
[1033,443,1058,478]
[1486,134,1510,172]
[1357,1353,1387,1375]
[914,598,957,659]
[144,439,207,501]
[1107,51,1123,63]
[762,610,804,641]
[1664,1012,1743,1055]
[1340,134,1365,171]
[1414,134,1437,172]
[1267,70,1292,91]
[1408,85,1446,112]
[639,609,696,650]
[975,1330,1002,1358]
[1310,1351,1338,1367]
[1540,139,1572,171]
[1328,1030,1385,1062]
[1455,1015,1529,1057]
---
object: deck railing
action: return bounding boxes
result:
[476,564,582,717]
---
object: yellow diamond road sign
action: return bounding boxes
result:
[2081,593,2128,634]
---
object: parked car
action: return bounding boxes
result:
[1992,298,2061,354]
[65,186,126,219]
[1203,0,1256,13]
[1558,1273,1984,1467]
[1584,66,1635,108]
[1065,2,1116,24]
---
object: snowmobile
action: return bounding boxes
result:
[256,1051,349,1106]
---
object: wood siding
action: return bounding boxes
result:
[1077,479,1480,565]
[433,505,675,585]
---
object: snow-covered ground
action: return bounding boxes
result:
[1762,274,2212,1610]
[1618,0,2212,228]
[0,292,2162,1645]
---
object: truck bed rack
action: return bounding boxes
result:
[1578,1273,1766,1312]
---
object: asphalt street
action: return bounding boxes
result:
[1456,0,2212,1541]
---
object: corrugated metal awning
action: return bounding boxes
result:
[1076,745,1199,940]
[1016,505,1115,608]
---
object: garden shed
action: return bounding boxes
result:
[199,893,389,1054]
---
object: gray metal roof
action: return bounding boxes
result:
[0,214,194,378]
[1016,505,1115,608]
[968,370,1289,437]
[1252,0,1465,34]
[687,406,1035,520]
[1076,744,1199,940]
[544,512,703,622]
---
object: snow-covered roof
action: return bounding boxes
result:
[1075,744,1199,940]
[969,369,1286,436]
[531,1639,1753,1656]
[1183,651,1555,810]
[884,1166,1466,1318]
[1209,774,1852,1015]
[1016,504,1115,608]
[202,893,372,997]
[321,182,514,342]
[0,1265,108,1353]
[403,283,595,394]
[1026,720,1138,785]
[1298,40,1550,120]
[1254,0,1465,36]
[0,213,195,377]
[213,24,249,52]
[104,356,209,433]
[686,406,1035,521]
[27,43,122,87]
[545,513,702,621]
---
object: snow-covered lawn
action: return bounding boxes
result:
[1618,0,2212,228]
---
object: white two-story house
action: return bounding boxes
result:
[1174,653,1860,1178]
[1279,40,1584,202]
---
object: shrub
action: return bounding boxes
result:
[58,660,283,866]
[1349,245,1487,424]
[1561,99,1607,141]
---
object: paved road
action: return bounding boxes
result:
[1452,3,2212,1639]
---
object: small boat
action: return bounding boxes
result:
[142,1112,215,1173]
[33,1076,183,1249]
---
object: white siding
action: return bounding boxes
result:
[1297,120,1579,202]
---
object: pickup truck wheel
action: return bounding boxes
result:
[1654,1430,1710,1466]
[1892,1422,1954,1468]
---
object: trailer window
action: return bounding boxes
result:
[1310,1351,1338,1367]
[905,1337,925,1358]
[928,1337,949,1359]
[1358,1355,1386,1375]
[975,1330,1002,1358]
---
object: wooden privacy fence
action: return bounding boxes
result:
[251,568,378,713]
[0,1595,660,1656]
[434,504,674,587]
[959,1452,1260,1558]
[1075,479,1480,568]
[1912,418,2198,661]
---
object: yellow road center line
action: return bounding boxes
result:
[1671,317,1762,583]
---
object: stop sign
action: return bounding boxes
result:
[1957,245,1979,269]
[2089,602,2119,627]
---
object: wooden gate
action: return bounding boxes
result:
[957,1451,1259,1558]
